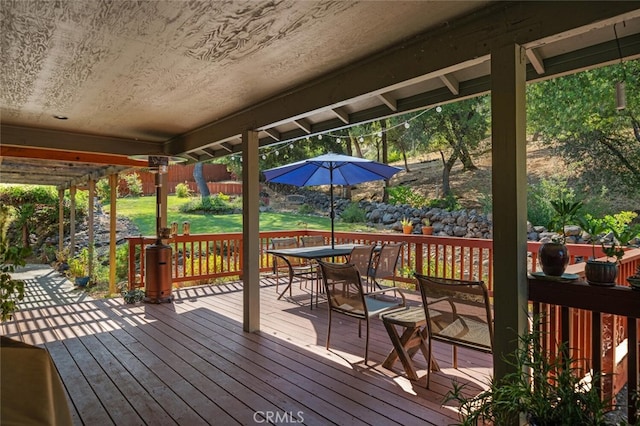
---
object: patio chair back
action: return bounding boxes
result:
[270,237,314,295]
[414,273,494,388]
[318,260,405,364]
[348,245,376,289]
[370,243,403,288]
[270,237,299,270]
[300,235,325,247]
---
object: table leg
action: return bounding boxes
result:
[382,322,433,381]
[277,269,294,300]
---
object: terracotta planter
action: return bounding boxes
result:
[402,225,413,234]
[585,260,618,286]
[538,242,570,276]
[422,226,433,235]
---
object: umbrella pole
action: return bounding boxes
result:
[330,173,335,249]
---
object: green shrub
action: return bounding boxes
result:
[0,205,29,321]
[67,248,91,279]
[175,182,192,198]
[179,193,237,214]
[527,177,576,227]
[387,185,429,207]
[96,177,118,203]
[122,172,143,197]
[340,202,366,223]
[297,204,315,215]
[428,193,461,211]
[478,192,492,214]
[0,185,86,246]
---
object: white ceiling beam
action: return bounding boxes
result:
[220,142,234,152]
[199,149,215,158]
[264,128,281,141]
[1,125,161,157]
[526,47,546,74]
[439,73,460,95]
[293,119,312,134]
[331,107,350,124]
[377,93,398,112]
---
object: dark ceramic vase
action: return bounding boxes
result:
[585,260,618,286]
[538,242,570,276]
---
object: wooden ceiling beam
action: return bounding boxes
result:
[264,128,281,141]
[439,73,460,95]
[526,47,546,74]
[0,145,148,167]
[331,107,350,124]
[1,125,163,157]
[293,119,312,134]
[377,93,398,112]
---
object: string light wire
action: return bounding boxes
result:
[235,106,439,161]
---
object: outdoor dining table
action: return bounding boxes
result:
[266,243,364,308]
[0,336,73,425]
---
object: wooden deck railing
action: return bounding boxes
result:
[127,231,640,406]
[127,230,624,292]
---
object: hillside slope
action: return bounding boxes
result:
[346,142,638,214]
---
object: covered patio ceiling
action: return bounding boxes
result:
[1,1,640,188]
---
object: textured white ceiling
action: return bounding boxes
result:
[1,0,486,141]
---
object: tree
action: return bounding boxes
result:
[0,185,78,248]
[193,162,211,206]
[413,97,490,196]
[527,61,640,192]
[0,205,29,321]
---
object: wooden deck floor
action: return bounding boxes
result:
[2,275,492,425]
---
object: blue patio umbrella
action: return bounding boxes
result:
[263,153,402,248]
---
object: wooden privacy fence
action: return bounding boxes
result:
[127,231,640,404]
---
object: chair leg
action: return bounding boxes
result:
[358,319,362,338]
[453,346,458,369]
[426,337,433,389]
[364,319,370,364]
[326,309,332,350]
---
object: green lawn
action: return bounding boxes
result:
[110,195,368,236]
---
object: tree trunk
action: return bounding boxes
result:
[350,133,363,158]
[440,149,458,196]
[22,223,29,248]
[193,162,210,205]
[343,140,352,200]
[381,119,389,203]
[402,149,410,172]
[458,142,478,171]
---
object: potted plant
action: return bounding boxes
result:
[66,248,91,287]
[421,217,433,235]
[54,246,70,274]
[538,198,582,276]
[580,212,640,286]
[445,314,607,425]
[401,217,413,234]
[119,282,146,304]
[628,265,640,290]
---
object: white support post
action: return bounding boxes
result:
[58,188,64,253]
[491,43,529,383]
[242,129,260,332]
[88,178,95,278]
[69,186,76,257]
[109,174,118,295]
